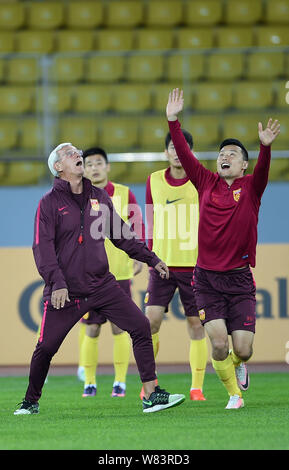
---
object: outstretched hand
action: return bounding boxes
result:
[258,119,280,146]
[166,88,184,121]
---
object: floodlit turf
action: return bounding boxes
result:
[1,372,289,450]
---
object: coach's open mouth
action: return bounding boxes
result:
[221,163,230,169]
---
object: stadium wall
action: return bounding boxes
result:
[0,183,289,366]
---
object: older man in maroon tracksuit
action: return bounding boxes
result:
[14,142,185,415]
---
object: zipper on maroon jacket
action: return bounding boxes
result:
[78,208,84,244]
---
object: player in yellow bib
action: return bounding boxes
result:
[143,130,208,401]
[78,147,144,398]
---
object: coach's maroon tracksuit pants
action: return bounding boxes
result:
[25,276,156,403]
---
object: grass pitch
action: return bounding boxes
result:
[1,372,289,450]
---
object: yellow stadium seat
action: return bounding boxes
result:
[104,1,144,28]
[127,55,164,82]
[184,0,222,26]
[73,85,112,113]
[246,52,284,80]
[96,30,134,51]
[87,56,125,83]
[0,162,6,181]
[112,84,152,113]
[99,118,139,151]
[66,1,104,29]
[5,162,47,186]
[176,28,214,49]
[207,54,244,81]
[215,27,254,48]
[19,118,58,150]
[144,1,183,27]
[225,0,263,25]
[150,83,194,112]
[139,116,168,150]
[135,29,174,50]
[194,83,233,111]
[223,114,261,147]
[0,58,4,82]
[233,82,274,110]
[49,57,85,84]
[27,2,64,30]
[59,117,98,149]
[0,120,18,149]
[0,32,15,53]
[34,86,72,113]
[167,54,205,81]
[0,87,33,114]
[6,58,40,84]
[255,26,289,47]
[56,30,95,53]
[274,80,289,108]
[265,0,289,24]
[0,2,24,30]
[16,31,54,54]
[183,115,220,149]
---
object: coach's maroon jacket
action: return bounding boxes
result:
[33,177,160,301]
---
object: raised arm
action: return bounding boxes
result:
[253,119,280,198]
[166,88,214,191]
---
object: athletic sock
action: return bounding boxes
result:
[113,332,130,384]
[78,322,86,369]
[212,354,242,397]
[189,337,208,390]
[230,349,243,367]
[152,332,160,358]
[83,335,99,387]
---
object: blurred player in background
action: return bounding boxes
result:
[78,147,144,398]
[142,131,208,401]
[166,88,280,409]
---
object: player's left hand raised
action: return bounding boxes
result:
[258,118,280,146]
[154,261,169,280]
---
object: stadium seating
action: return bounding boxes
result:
[4,161,47,185]
[59,117,98,149]
[26,2,65,30]
[73,85,112,113]
[56,30,95,53]
[225,0,263,25]
[96,30,134,51]
[16,31,55,54]
[0,87,33,114]
[0,2,25,30]
[144,1,183,27]
[264,0,289,24]
[0,0,288,184]
[215,27,254,48]
[183,0,222,26]
[6,58,40,84]
[66,1,104,29]
[233,82,274,110]
[0,120,18,149]
[87,56,125,83]
[112,84,152,113]
[0,32,15,53]
[99,118,139,151]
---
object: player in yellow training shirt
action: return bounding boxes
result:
[78,147,144,397]
[143,130,208,401]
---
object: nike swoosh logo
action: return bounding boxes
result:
[143,400,152,406]
[58,206,67,211]
[243,322,254,326]
[166,198,183,204]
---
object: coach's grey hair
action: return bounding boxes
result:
[48,142,72,176]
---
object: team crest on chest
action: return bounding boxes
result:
[90,199,99,211]
[233,188,242,202]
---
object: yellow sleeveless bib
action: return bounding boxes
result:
[150,169,199,266]
[105,183,134,280]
